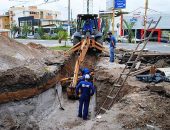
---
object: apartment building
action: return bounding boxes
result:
[8,6,61,35]
[9,6,60,26]
[0,15,10,29]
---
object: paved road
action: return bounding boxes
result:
[16,39,73,47]
[115,42,170,53]
[16,39,170,53]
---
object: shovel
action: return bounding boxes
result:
[56,84,65,110]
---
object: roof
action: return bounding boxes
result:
[77,14,98,20]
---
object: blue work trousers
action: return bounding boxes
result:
[78,96,90,120]
[110,47,115,62]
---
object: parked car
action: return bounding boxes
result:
[117,35,128,43]
[27,35,34,39]
[132,38,142,43]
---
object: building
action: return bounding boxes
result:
[0,15,10,29]
[122,9,170,43]
[9,6,60,26]
[8,6,61,35]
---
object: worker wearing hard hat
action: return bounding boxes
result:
[76,74,95,120]
[83,19,93,34]
[80,68,90,75]
[78,68,91,84]
[107,31,116,62]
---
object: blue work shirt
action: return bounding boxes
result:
[83,22,93,33]
[110,36,116,48]
[76,81,95,97]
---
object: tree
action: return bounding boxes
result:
[58,30,68,46]
[123,19,135,43]
[21,24,32,36]
[11,24,20,38]
[37,27,45,38]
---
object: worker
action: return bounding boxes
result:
[83,19,93,34]
[77,67,91,84]
[107,31,116,62]
[80,68,90,75]
[76,74,95,120]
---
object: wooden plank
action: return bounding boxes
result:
[130,66,151,76]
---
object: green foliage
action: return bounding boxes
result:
[41,34,52,40]
[49,46,72,51]
[102,18,110,41]
[37,27,45,38]
[54,27,65,33]
[11,24,20,38]
[21,24,32,36]
[58,30,68,44]
[51,35,59,40]
[123,19,135,43]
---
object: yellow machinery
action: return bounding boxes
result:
[65,36,107,99]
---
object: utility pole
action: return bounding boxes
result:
[112,0,115,35]
[68,0,70,37]
[87,0,89,14]
[144,0,148,39]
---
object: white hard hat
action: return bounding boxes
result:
[85,74,90,79]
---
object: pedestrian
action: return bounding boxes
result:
[107,31,116,62]
[76,74,95,120]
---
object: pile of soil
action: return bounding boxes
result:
[0,36,67,103]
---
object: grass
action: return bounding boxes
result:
[49,46,72,51]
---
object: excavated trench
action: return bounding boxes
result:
[2,48,169,130]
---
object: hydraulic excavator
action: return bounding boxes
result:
[63,14,108,99]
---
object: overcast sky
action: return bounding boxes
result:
[0,0,170,19]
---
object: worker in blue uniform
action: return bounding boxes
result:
[107,31,116,62]
[76,74,95,120]
[80,68,90,75]
[78,68,91,83]
[83,19,93,34]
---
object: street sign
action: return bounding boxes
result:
[114,0,126,9]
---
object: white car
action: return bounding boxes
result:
[117,35,128,43]
[132,38,142,43]
[27,35,34,39]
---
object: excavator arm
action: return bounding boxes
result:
[66,37,107,99]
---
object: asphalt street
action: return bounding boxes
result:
[16,39,170,53]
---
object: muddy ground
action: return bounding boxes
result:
[0,36,170,130]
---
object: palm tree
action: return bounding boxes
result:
[123,19,135,43]
[11,24,20,38]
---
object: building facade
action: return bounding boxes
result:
[9,6,60,27]
[123,13,170,43]
[0,15,10,29]
[8,6,61,35]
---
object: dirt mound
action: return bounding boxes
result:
[27,42,47,50]
[0,36,43,61]
[0,36,68,103]
[0,67,37,92]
